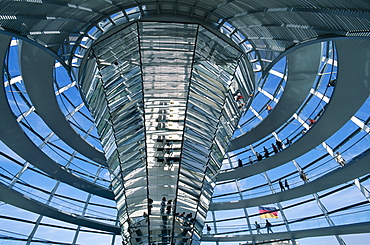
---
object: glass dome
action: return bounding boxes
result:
[0,1,369,245]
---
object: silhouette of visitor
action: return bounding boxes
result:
[256,152,263,161]
[266,104,273,113]
[255,221,262,234]
[279,179,285,191]
[285,179,290,190]
[272,143,278,154]
[263,147,269,158]
[266,219,273,233]
[276,139,283,151]
[206,224,211,234]
[335,151,346,167]
[238,158,243,167]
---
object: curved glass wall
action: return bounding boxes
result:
[0,1,369,245]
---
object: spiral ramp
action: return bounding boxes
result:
[0,1,369,245]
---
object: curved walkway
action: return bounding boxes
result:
[210,148,370,210]
[0,34,113,200]
[218,38,370,182]
[229,42,322,151]
[201,221,370,242]
[0,182,120,234]
[20,41,107,166]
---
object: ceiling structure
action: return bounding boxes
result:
[0,1,369,245]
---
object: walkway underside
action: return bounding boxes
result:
[0,34,113,200]
[20,41,107,166]
[211,148,370,210]
[228,42,322,151]
[219,39,370,182]
[0,182,120,234]
[201,221,370,242]
[0,1,369,244]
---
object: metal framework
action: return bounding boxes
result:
[0,1,369,245]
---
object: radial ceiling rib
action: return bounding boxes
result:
[0,182,120,234]
[211,148,370,210]
[218,38,370,182]
[0,2,369,244]
[0,1,369,64]
[19,41,107,166]
[229,42,322,151]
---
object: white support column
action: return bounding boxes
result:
[211,210,218,236]
[322,142,334,157]
[10,131,55,187]
[26,124,99,244]
[257,87,279,103]
[26,181,61,245]
[351,116,370,133]
[249,106,263,121]
[354,178,370,202]
[262,172,296,245]
[235,180,253,234]
[310,88,330,103]
[312,192,346,245]
[110,213,120,245]
[225,152,234,169]
[300,142,346,245]
[292,113,310,130]
[235,179,256,245]
[72,165,104,244]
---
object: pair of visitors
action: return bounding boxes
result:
[279,179,290,191]
[276,140,283,151]
[255,220,273,234]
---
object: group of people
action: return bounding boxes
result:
[149,197,199,218]
[234,91,246,109]
[255,220,273,234]
[147,197,175,218]
[285,151,345,187]
[278,179,290,191]
[234,90,255,110]
[146,197,197,226]
[257,139,285,162]
[263,139,285,159]
[176,211,194,220]
[298,151,346,184]
[205,220,274,236]
[160,197,173,215]
[236,149,346,191]
[237,139,290,168]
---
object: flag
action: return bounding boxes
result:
[259,206,278,219]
